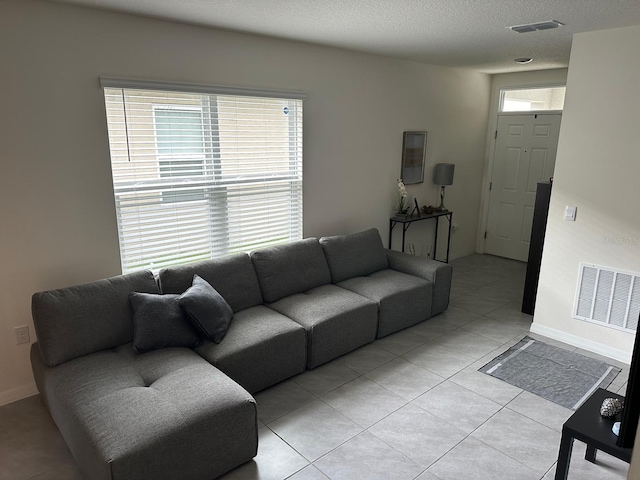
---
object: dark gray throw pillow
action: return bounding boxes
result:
[178,275,234,343]
[129,292,201,354]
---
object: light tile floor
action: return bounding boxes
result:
[0,254,631,480]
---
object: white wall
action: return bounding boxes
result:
[477,68,568,251]
[531,25,640,363]
[0,0,490,404]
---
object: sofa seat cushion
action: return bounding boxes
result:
[337,269,433,338]
[36,345,257,480]
[266,284,378,368]
[194,305,307,393]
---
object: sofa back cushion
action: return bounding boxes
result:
[158,253,262,312]
[251,238,331,303]
[32,270,159,367]
[319,228,389,282]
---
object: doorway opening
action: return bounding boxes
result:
[484,84,566,261]
[485,113,561,261]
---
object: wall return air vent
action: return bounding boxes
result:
[574,263,640,333]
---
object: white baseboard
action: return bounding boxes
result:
[0,383,38,407]
[529,323,632,364]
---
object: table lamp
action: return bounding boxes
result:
[433,163,455,211]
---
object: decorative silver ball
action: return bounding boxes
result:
[600,397,624,417]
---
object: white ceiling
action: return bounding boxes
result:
[48,0,640,73]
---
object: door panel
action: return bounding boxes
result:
[485,114,561,261]
[497,203,514,238]
[522,205,534,243]
[504,149,521,191]
[528,149,548,192]
[533,124,551,137]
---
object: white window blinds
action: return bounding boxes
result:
[102,81,303,273]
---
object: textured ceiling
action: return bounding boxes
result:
[47,0,640,73]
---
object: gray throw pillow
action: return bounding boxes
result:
[178,275,234,343]
[129,292,201,354]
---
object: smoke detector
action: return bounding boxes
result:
[508,20,564,33]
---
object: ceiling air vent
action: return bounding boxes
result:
[508,20,564,33]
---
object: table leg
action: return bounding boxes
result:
[446,212,452,263]
[554,432,574,480]
[585,444,598,463]
[402,224,407,253]
[389,220,393,249]
[433,217,439,260]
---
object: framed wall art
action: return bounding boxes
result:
[401,131,427,184]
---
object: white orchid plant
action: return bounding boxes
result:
[396,178,409,214]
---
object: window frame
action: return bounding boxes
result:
[101,77,306,273]
[499,84,566,113]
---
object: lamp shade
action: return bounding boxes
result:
[433,163,455,186]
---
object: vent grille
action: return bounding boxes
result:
[508,20,564,34]
[574,263,640,333]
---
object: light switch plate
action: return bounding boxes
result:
[15,325,30,345]
[564,205,577,221]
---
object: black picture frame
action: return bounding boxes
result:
[401,131,427,185]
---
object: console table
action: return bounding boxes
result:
[555,388,632,480]
[388,210,453,263]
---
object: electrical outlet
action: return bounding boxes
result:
[15,326,30,345]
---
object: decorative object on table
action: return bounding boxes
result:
[395,178,409,215]
[613,421,621,436]
[410,198,420,217]
[401,131,427,185]
[600,397,624,417]
[421,205,435,215]
[433,163,455,211]
[479,336,621,410]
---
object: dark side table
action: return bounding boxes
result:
[389,210,453,263]
[555,388,632,480]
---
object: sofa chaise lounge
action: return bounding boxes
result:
[30,228,453,479]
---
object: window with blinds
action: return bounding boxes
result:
[102,80,303,273]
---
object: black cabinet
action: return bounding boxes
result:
[522,182,552,315]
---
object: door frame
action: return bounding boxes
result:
[485,112,561,261]
[476,82,565,256]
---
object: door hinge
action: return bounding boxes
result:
[489,182,492,191]
[494,130,498,139]
[484,231,488,239]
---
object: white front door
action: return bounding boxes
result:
[485,113,561,261]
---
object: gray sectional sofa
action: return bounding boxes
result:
[30,228,452,480]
